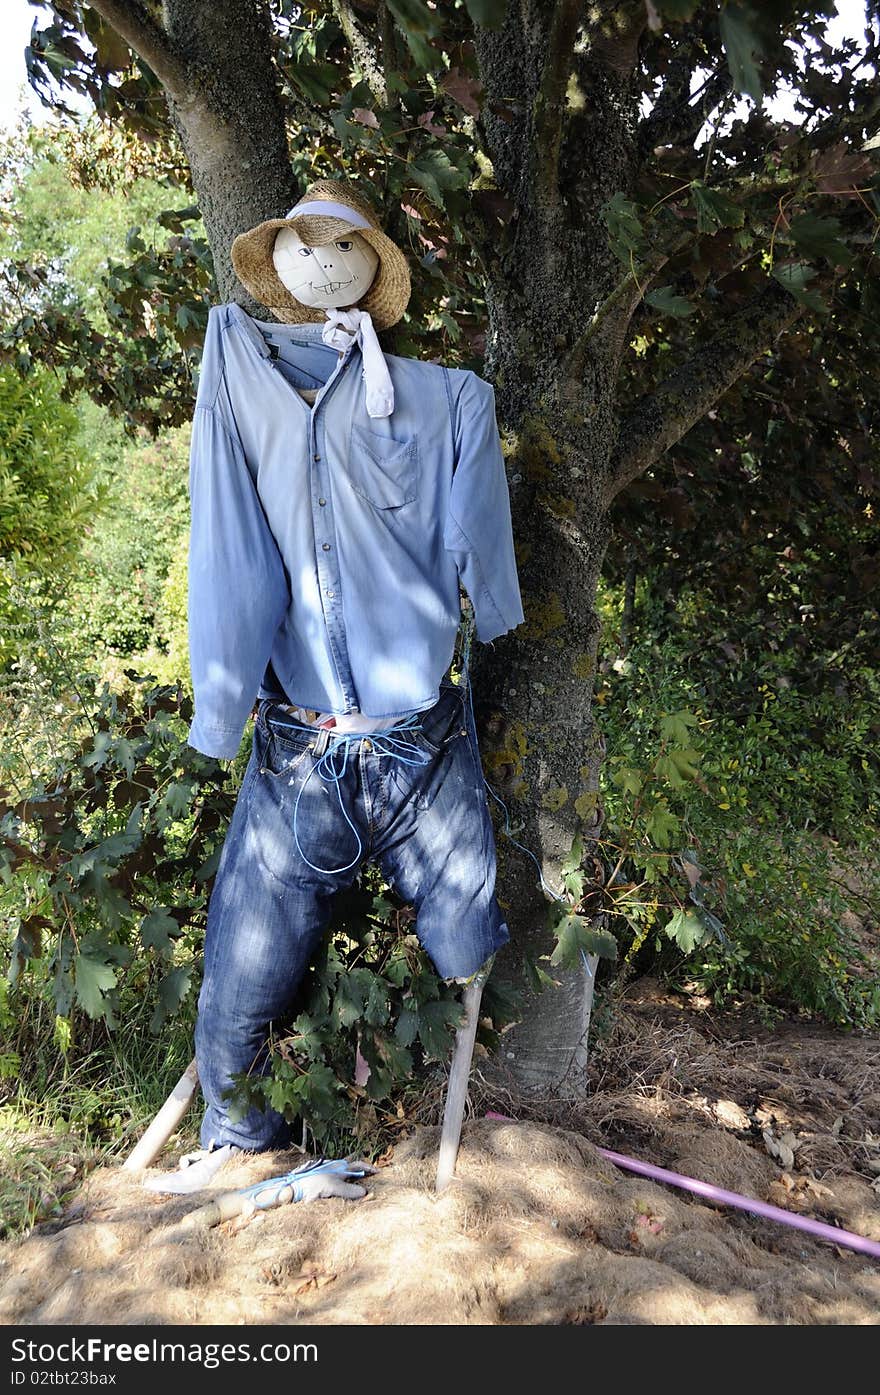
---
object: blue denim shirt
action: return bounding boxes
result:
[186,302,524,759]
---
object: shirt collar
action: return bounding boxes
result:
[225,301,357,363]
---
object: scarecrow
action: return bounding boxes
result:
[142,179,524,1201]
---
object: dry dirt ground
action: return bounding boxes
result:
[2,979,879,1325]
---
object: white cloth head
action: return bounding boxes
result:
[321,307,394,418]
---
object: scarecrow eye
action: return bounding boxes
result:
[297,247,312,257]
[335,240,354,251]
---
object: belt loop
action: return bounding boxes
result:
[312,727,333,757]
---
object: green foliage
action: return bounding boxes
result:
[0,120,213,435]
[719,3,764,103]
[593,575,880,1029]
[229,874,508,1152]
[63,415,190,657]
[0,580,517,1157]
[547,905,618,970]
[0,363,107,662]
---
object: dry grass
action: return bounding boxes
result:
[1,983,879,1326]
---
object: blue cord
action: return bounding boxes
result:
[262,613,595,980]
[264,710,432,875]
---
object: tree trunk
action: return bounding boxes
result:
[160,0,298,309]
[468,6,642,1088]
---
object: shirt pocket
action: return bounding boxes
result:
[347,423,419,509]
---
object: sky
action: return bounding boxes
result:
[0,0,873,134]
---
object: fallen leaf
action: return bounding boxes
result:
[293,1262,337,1296]
[714,1098,751,1131]
[763,1127,799,1171]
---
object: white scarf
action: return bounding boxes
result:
[321,307,394,418]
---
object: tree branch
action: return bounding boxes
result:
[331,0,387,105]
[86,0,189,98]
[533,0,584,205]
[638,65,734,159]
[606,279,804,503]
[378,0,398,111]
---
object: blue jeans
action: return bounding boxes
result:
[195,676,510,1151]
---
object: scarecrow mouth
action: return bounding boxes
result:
[312,278,354,294]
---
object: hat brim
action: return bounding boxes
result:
[231,213,410,330]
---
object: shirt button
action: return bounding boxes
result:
[314,453,321,461]
[325,588,334,597]
[318,497,326,506]
[322,543,330,551]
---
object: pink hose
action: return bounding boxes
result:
[483,1113,880,1260]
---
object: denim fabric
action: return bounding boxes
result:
[186,302,524,760]
[195,676,509,1152]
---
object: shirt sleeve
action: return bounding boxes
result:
[187,405,290,759]
[444,369,525,643]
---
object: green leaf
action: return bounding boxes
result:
[417,998,464,1057]
[82,730,112,770]
[646,285,696,318]
[409,150,469,210]
[81,10,133,71]
[298,1062,343,1117]
[290,61,338,106]
[719,4,763,103]
[149,965,191,1033]
[140,907,181,954]
[646,802,680,849]
[690,182,745,234]
[788,214,853,269]
[111,737,137,778]
[288,1012,330,1060]
[524,956,559,993]
[562,868,585,898]
[561,830,584,875]
[395,1006,419,1047]
[74,949,118,1019]
[369,1032,413,1084]
[549,912,618,970]
[611,763,645,796]
[659,710,700,744]
[385,952,410,987]
[772,261,827,313]
[463,0,508,27]
[602,192,648,262]
[162,780,194,818]
[664,908,711,953]
[384,0,441,69]
[363,974,390,1027]
[194,845,222,883]
[332,972,366,1028]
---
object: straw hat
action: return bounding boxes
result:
[230,179,411,330]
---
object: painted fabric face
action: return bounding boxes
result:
[272,226,380,311]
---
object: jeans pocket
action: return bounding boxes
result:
[347,424,419,508]
[256,707,314,781]
[399,688,466,810]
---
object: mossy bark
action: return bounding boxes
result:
[160,0,297,308]
[464,7,642,1086]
